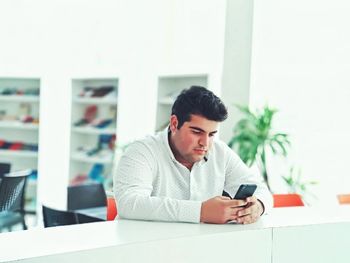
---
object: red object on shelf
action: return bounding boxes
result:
[9,142,23,150]
[107,197,118,221]
[273,194,304,208]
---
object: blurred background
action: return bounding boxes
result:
[0,0,349,231]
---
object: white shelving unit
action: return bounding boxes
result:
[0,149,38,158]
[155,74,209,131]
[0,121,39,130]
[0,77,40,212]
[69,78,118,188]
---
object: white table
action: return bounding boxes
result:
[0,206,350,263]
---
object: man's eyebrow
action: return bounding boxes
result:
[189,126,218,134]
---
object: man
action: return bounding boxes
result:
[114,86,272,224]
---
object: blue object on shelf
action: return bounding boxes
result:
[95,119,113,129]
[88,164,104,183]
[28,170,38,180]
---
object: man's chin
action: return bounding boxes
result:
[190,155,206,163]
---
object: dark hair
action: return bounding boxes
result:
[171,86,228,128]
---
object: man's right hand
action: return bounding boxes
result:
[200,196,247,224]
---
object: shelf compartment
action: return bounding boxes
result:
[0,95,39,103]
[71,152,113,164]
[0,149,38,158]
[0,121,39,130]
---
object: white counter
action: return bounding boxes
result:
[1,206,350,263]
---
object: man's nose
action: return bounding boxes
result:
[199,134,209,147]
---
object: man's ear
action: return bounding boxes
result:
[169,115,178,133]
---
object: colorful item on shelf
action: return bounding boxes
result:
[79,86,115,98]
[20,115,34,123]
[98,134,115,150]
[94,119,113,129]
[70,174,89,185]
[28,170,38,180]
[74,105,98,127]
[8,142,23,150]
[86,147,100,156]
[0,87,39,96]
[91,86,114,97]
[109,134,116,149]
[0,140,10,149]
[18,103,32,116]
[88,164,104,182]
[84,105,98,122]
[76,134,115,158]
[0,139,38,151]
[0,88,17,95]
[22,143,38,152]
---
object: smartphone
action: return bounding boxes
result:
[233,184,257,200]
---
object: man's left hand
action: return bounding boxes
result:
[235,196,264,224]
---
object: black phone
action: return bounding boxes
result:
[233,184,257,200]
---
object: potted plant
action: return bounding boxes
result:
[228,105,290,191]
[282,166,318,205]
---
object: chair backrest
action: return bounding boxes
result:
[42,205,105,227]
[0,170,30,212]
[67,183,107,210]
[0,163,11,179]
[337,194,350,205]
[273,194,304,208]
[107,196,118,221]
[42,205,79,227]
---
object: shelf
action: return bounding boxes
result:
[0,95,39,103]
[155,74,209,131]
[72,126,116,135]
[0,150,38,158]
[72,97,117,105]
[71,152,113,164]
[70,78,118,182]
[0,121,39,130]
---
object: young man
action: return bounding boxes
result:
[114,86,272,224]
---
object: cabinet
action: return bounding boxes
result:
[69,78,118,189]
[155,74,209,131]
[0,77,40,211]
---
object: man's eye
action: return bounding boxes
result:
[192,130,201,134]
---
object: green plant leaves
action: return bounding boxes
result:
[228,105,289,191]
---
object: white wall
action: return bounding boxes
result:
[0,0,227,209]
[220,0,254,143]
[250,0,350,203]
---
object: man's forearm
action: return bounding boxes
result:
[117,193,202,223]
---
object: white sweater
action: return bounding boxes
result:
[114,128,273,223]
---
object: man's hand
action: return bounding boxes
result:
[235,196,264,224]
[200,196,247,224]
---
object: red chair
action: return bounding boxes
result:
[273,194,304,208]
[107,197,117,221]
[337,194,350,205]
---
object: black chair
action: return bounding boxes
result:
[42,205,79,227]
[67,183,107,210]
[0,163,11,179]
[0,170,31,232]
[42,205,104,227]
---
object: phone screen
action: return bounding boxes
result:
[233,184,257,200]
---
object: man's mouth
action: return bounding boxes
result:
[194,148,207,154]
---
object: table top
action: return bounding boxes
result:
[1,206,350,262]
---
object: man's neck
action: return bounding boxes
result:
[168,133,194,170]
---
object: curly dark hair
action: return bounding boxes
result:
[171,86,228,128]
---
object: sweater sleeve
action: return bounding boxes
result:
[114,142,202,223]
